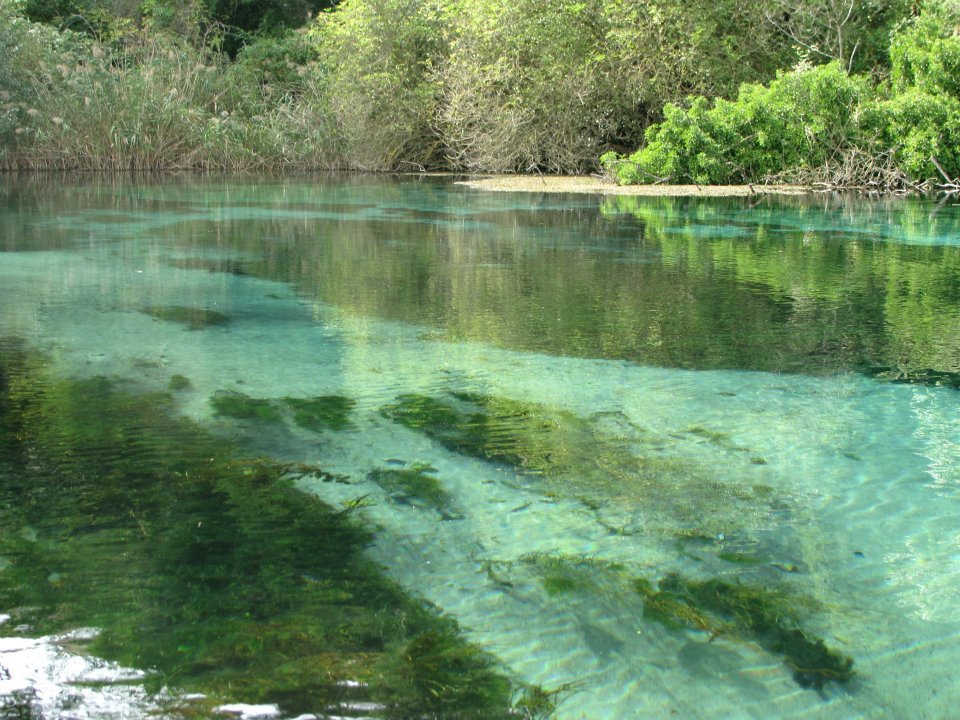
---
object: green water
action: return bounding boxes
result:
[0,174,958,719]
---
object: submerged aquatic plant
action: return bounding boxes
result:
[0,340,529,718]
[368,463,458,517]
[210,390,283,422]
[168,374,191,391]
[284,395,356,432]
[380,390,781,540]
[517,552,626,597]
[635,574,854,689]
[141,305,230,330]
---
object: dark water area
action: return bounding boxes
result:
[0,174,958,719]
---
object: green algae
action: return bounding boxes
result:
[168,374,191,391]
[518,553,626,597]
[284,395,356,432]
[635,574,853,690]
[380,391,785,540]
[141,305,231,330]
[368,464,457,516]
[0,339,530,719]
[210,390,282,422]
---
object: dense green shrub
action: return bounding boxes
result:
[605,3,960,188]
[890,4,960,97]
[877,89,960,180]
[604,62,874,185]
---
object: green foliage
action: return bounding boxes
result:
[606,62,874,185]
[0,0,336,170]
[232,30,318,96]
[890,4,960,97]
[876,88,960,181]
[437,0,789,172]
[607,4,960,187]
[308,0,450,170]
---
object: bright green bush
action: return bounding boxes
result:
[605,62,874,185]
[606,4,960,188]
[877,89,960,181]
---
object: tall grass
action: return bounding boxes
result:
[0,4,339,171]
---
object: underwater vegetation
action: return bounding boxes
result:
[380,391,786,541]
[211,390,283,422]
[516,552,626,597]
[381,391,653,478]
[284,395,356,432]
[368,463,460,518]
[168,374,192,391]
[864,365,960,390]
[635,574,854,690]
[484,550,849,691]
[141,305,230,330]
[0,338,539,718]
[210,391,356,433]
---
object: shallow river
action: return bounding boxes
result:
[1,175,959,719]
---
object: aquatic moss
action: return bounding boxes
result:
[210,391,282,422]
[381,392,611,476]
[380,391,780,540]
[635,574,854,689]
[169,374,191,391]
[379,629,514,718]
[141,305,230,330]
[0,341,527,718]
[284,395,356,432]
[368,464,456,515]
[518,552,626,597]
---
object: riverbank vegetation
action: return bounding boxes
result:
[1,0,958,188]
[603,4,960,191]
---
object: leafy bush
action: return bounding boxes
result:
[877,89,960,181]
[606,4,960,188]
[307,0,450,170]
[605,62,874,185]
[889,4,960,97]
[436,0,789,173]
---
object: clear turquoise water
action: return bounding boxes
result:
[1,174,959,718]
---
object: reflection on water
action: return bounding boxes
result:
[0,174,959,719]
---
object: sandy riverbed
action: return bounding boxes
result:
[456,174,810,196]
